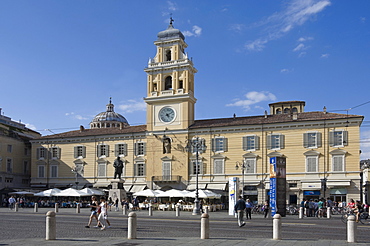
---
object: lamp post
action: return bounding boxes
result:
[187,136,206,215]
[235,160,246,198]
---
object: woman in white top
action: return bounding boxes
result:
[98,197,108,230]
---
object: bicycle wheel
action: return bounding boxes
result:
[359,212,370,225]
[341,213,349,223]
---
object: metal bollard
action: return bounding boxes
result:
[34,203,38,213]
[14,203,19,212]
[123,206,128,216]
[76,203,80,213]
[55,203,59,213]
[327,207,331,219]
[201,213,209,239]
[127,212,137,239]
[273,214,282,240]
[347,215,357,243]
[299,207,304,219]
[149,206,153,216]
[46,211,56,240]
[176,205,180,217]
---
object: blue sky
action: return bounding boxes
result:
[1,0,370,158]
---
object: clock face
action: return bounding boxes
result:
[159,107,176,123]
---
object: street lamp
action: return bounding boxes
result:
[235,160,247,198]
[186,136,206,215]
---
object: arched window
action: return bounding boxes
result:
[276,109,282,114]
[292,107,298,113]
[284,108,290,114]
[166,50,171,61]
[165,76,172,90]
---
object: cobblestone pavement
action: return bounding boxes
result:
[0,207,369,245]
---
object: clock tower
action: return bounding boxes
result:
[144,20,197,132]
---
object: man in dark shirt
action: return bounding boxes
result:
[234,196,246,227]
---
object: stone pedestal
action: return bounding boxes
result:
[108,179,127,204]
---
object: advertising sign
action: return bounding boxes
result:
[270,157,286,217]
[229,177,238,215]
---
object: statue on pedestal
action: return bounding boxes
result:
[113,156,124,179]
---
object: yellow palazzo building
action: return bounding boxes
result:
[30,22,364,205]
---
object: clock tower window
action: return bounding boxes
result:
[178,80,183,89]
[165,76,173,90]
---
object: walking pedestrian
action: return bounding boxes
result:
[98,197,108,230]
[263,200,270,218]
[245,199,253,220]
[234,196,246,227]
[8,196,16,210]
[85,196,99,228]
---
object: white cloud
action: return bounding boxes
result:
[230,24,246,33]
[361,130,370,160]
[321,53,329,58]
[245,0,331,52]
[183,25,202,37]
[280,68,293,73]
[245,39,268,51]
[167,1,177,11]
[117,99,146,113]
[298,36,314,42]
[65,112,88,120]
[226,91,277,111]
[293,43,305,52]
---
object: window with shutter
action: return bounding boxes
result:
[245,158,256,173]
[306,156,318,172]
[330,130,348,147]
[135,162,145,176]
[38,165,45,178]
[162,161,171,180]
[50,165,58,178]
[243,135,259,151]
[74,146,86,158]
[51,147,60,159]
[213,159,224,174]
[37,147,46,159]
[191,160,202,175]
[97,162,106,177]
[115,143,128,157]
[135,142,146,156]
[268,134,284,150]
[332,155,344,172]
[212,137,227,152]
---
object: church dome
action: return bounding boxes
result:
[157,22,185,41]
[90,99,129,129]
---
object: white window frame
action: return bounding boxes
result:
[38,165,45,178]
[212,137,227,153]
[97,161,107,177]
[97,144,109,157]
[115,143,128,157]
[330,130,348,148]
[50,147,60,159]
[243,135,259,151]
[304,132,322,149]
[332,154,345,172]
[135,142,146,156]
[213,158,224,174]
[244,157,256,174]
[268,134,284,150]
[37,147,47,160]
[74,145,86,159]
[306,155,318,172]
